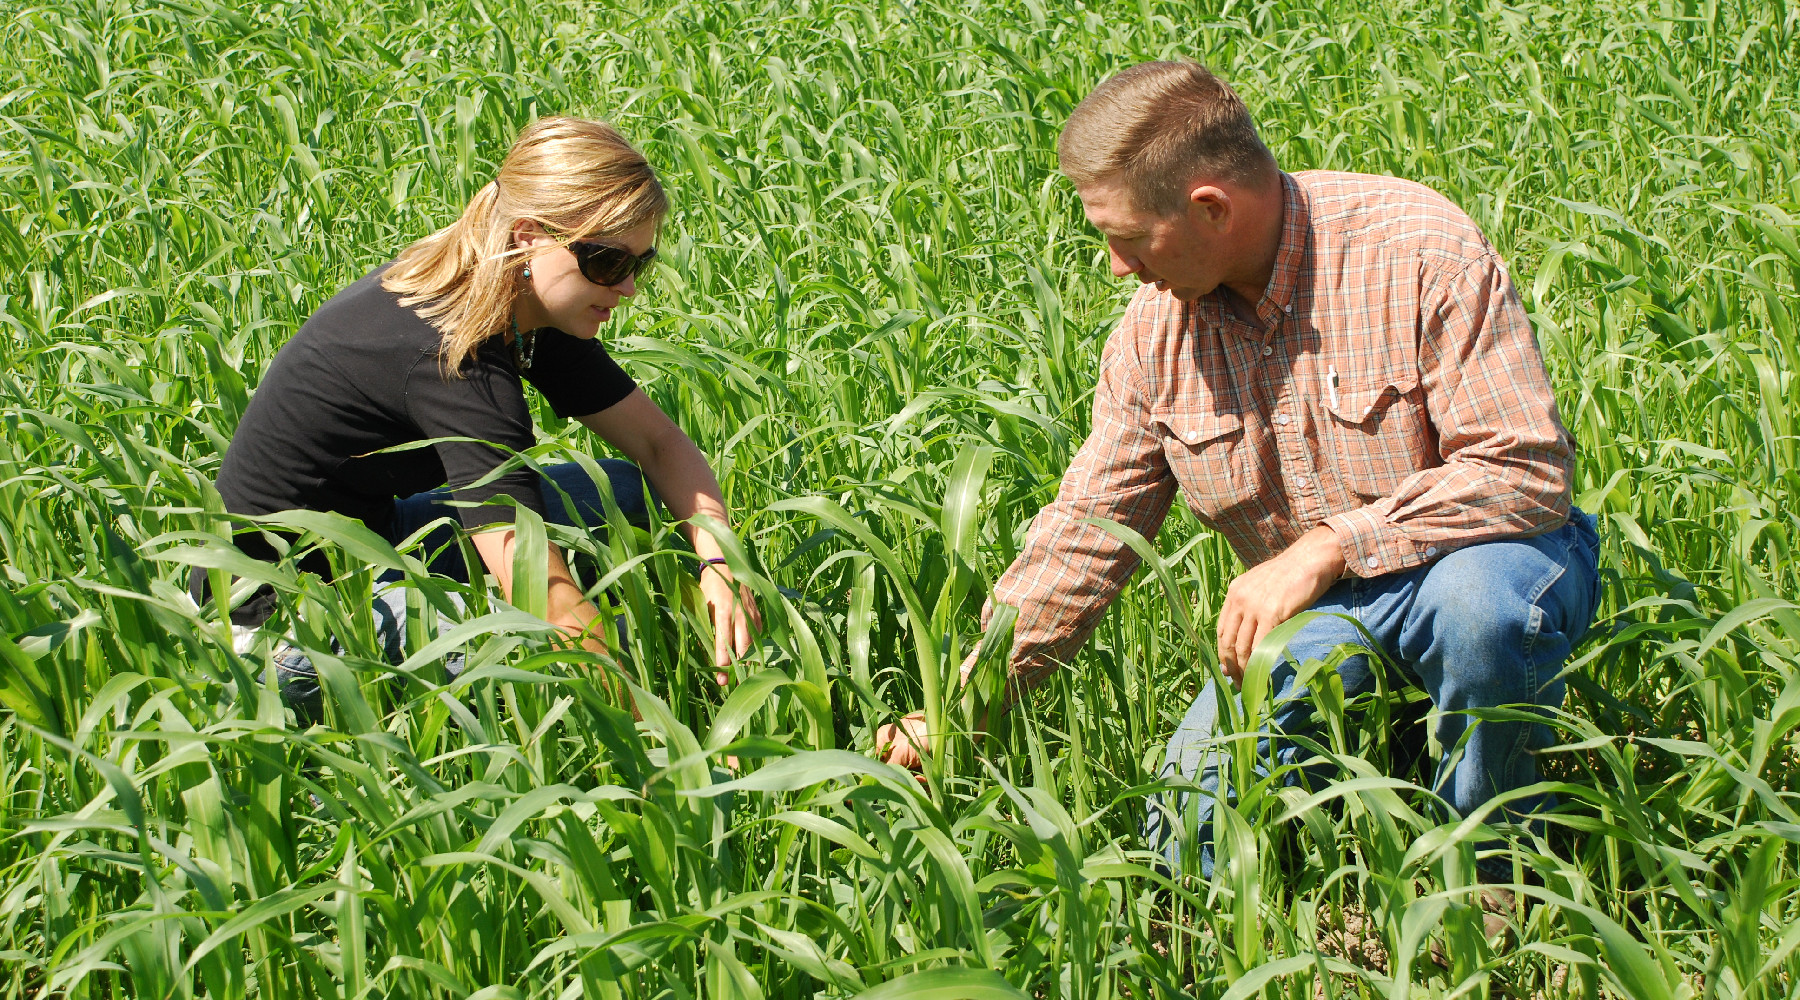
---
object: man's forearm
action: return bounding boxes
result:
[985,488,1173,696]
[1330,251,1575,578]
[1323,449,1571,579]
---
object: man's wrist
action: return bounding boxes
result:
[1303,524,1347,581]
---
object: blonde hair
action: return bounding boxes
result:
[1058,61,1276,213]
[383,116,667,372]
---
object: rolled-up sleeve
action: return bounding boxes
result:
[987,318,1178,691]
[1326,252,1573,574]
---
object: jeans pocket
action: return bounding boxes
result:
[1562,508,1604,645]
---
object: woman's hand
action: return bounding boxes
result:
[577,392,764,683]
[700,561,762,682]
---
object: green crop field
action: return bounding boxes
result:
[2,0,1797,996]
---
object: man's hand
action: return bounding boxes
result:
[876,652,980,771]
[1216,525,1345,683]
[700,562,762,684]
[875,711,931,770]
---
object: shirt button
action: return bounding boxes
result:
[1295,477,1308,489]
[1426,546,1439,557]
[1183,431,1200,444]
[1273,413,1290,426]
[1365,556,1380,570]
[1284,304,1294,314]
[1262,345,1274,357]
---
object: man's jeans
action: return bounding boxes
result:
[1144,510,1602,878]
[269,459,655,723]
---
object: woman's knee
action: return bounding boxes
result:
[601,459,658,525]
[539,459,657,529]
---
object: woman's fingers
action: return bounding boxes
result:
[699,572,733,670]
[733,621,750,659]
[732,588,753,657]
[740,584,764,632]
[700,569,763,672]
[705,594,728,672]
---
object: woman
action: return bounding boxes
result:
[196,116,760,716]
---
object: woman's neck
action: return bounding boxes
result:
[510,292,552,340]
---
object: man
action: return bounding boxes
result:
[879,61,1601,882]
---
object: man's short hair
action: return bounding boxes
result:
[1058,61,1276,213]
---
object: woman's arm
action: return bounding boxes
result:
[576,389,763,672]
[470,527,609,658]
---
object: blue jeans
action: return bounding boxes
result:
[1143,510,1602,878]
[272,459,655,723]
[383,458,657,582]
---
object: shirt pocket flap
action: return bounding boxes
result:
[1328,370,1419,425]
[1154,408,1244,448]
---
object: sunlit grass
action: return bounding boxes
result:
[1,0,1796,996]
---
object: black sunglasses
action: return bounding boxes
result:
[568,240,657,287]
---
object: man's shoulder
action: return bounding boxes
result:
[1291,170,1494,266]
[1107,283,1189,361]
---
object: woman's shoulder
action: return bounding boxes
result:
[307,262,413,326]
[268,263,442,380]
[291,263,440,354]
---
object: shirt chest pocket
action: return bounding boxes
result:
[1153,408,1254,519]
[1325,370,1436,503]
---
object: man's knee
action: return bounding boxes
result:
[1428,578,1533,653]
[1416,519,1599,637]
[1408,541,1576,709]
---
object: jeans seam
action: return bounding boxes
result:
[1502,605,1544,780]
[1505,526,1575,781]
[272,648,316,679]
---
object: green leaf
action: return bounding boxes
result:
[508,505,548,620]
[851,967,1028,1000]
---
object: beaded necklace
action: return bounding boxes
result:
[510,314,536,370]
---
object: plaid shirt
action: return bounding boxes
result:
[989,170,1574,689]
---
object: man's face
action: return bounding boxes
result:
[1077,177,1228,303]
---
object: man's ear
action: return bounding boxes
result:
[1188,184,1232,228]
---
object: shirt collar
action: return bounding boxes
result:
[1253,172,1308,326]
[1198,171,1308,336]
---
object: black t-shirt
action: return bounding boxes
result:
[215,263,637,545]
